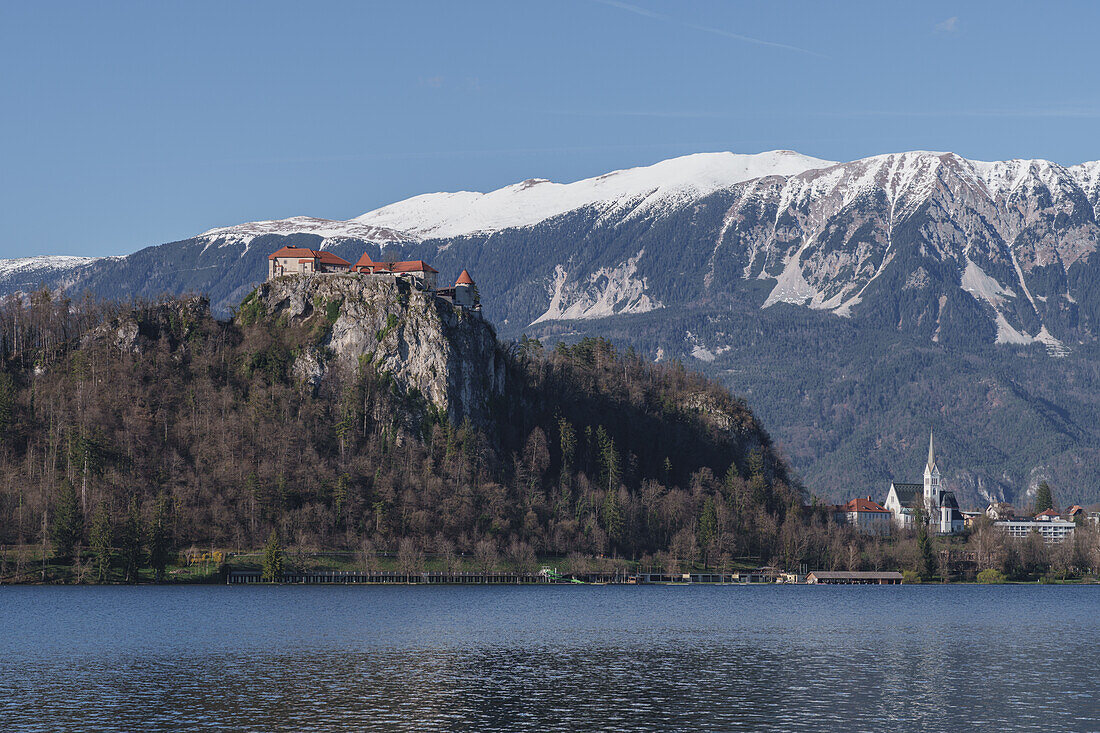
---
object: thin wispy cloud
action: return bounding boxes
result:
[596,0,663,20]
[592,0,827,58]
[549,109,731,119]
[935,16,959,33]
[820,108,1100,120]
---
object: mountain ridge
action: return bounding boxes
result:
[8,148,1100,507]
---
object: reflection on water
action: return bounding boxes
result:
[1,585,1098,731]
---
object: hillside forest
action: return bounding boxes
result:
[0,289,1097,583]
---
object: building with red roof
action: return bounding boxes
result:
[351,253,439,290]
[842,496,893,536]
[268,246,351,279]
[435,270,481,311]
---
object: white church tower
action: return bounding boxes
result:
[923,428,942,511]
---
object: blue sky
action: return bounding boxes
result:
[3,1,1099,258]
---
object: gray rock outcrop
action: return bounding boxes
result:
[249,274,506,426]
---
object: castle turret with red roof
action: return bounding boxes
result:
[454,269,479,310]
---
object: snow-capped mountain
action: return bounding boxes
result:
[198,216,413,249]
[6,148,1100,354]
[18,147,1099,350]
[0,255,106,293]
[9,148,1100,506]
[353,150,836,239]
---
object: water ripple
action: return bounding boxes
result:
[1,585,1098,731]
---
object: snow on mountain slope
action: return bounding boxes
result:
[6,147,1100,360]
[1070,160,1100,217]
[0,255,105,291]
[353,151,837,239]
[177,151,835,250]
[531,251,661,324]
[730,150,1097,354]
[0,255,100,279]
[198,216,412,249]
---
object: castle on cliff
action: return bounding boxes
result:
[266,246,479,312]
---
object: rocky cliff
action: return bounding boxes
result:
[243,274,505,427]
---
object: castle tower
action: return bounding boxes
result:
[454,269,478,309]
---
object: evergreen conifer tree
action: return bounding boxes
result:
[89,501,112,582]
[601,489,624,551]
[262,530,284,582]
[912,500,936,580]
[1034,482,1055,513]
[119,495,145,583]
[50,478,83,561]
[148,493,172,582]
[0,372,14,440]
[698,497,718,568]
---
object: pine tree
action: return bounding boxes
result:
[0,372,14,441]
[601,488,624,551]
[912,501,936,580]
[50,478,83,561]
[119,495,145,583]
[89,501,113,583]
[262,530,284,582]
[697,497,718,568]
[332,473,349,529]
[557,417,576,487]
[1034,482,1055,514]
[148,493,172,582]
[596,426,620,493]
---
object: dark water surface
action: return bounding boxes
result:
[1,584,1097,732]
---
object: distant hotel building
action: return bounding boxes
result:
[994,509,1076,544]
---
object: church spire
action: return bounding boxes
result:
[926,428,937,472]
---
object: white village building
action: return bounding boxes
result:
[994,509,1077,544]
[883,430,965,534]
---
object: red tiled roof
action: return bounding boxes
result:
[269,245,310,260]
[352,253,438,274]
[268,246,349,267]
[352,253,377,270]
[390,260,438,274]
[1034,509,1061,518]
[456,269,475,285]
[845,497,890,513]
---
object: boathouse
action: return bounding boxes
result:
[806,571,904,585]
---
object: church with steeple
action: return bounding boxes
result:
[883,430,965,534]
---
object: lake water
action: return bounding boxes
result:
[1,584,1097,732]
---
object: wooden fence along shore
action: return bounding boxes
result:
[224,568,882,585]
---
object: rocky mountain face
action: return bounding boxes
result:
[245,275,506,428]
[8,150,1100,506]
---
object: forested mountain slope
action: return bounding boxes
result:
[0,283,810,568]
